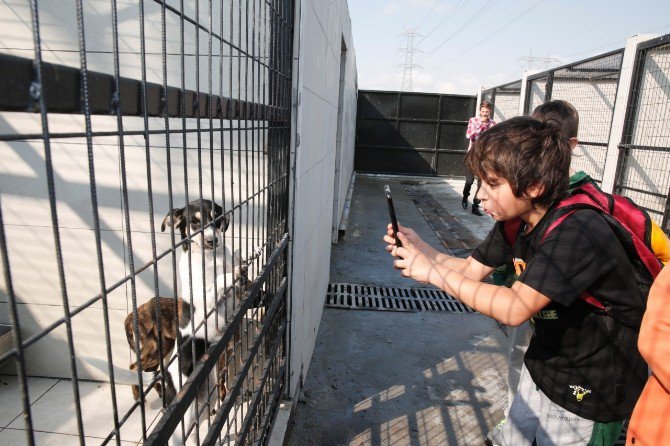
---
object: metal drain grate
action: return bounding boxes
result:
[325,282,475,313]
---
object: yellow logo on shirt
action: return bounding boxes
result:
[533,309,558,320]
[513,257,526,276]
[569,385,592,402]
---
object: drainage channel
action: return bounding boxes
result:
[325,282,475,313]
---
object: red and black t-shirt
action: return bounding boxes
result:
[473,208,648,422]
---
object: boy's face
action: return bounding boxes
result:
[479,106,491,121]
[476,175,535,221]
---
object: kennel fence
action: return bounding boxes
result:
[0,0,293,445]
[482,36,670,233]
[524,49,625,184]
[615,33,670,234]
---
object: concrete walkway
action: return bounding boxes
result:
[286,174,508,446]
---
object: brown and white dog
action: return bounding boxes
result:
[124,297,232,408]
[124,297,188,404]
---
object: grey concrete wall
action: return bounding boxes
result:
[288,0,357,395]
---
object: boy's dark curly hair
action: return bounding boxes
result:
[465,116,571,208]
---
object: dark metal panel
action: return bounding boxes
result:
[439,123,469,151]
[356,119,401,147]
[355,90,476,176]
[396,148,435,175]
[357,91,398,119]
[440,95,477,121]
[398,121,437,148]
[436,152,468,177]
[399,93,439,120]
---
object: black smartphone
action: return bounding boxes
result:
[384,184,402,248]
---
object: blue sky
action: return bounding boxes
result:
[349,0,670,95]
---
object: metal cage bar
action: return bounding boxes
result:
[0,0,294,444]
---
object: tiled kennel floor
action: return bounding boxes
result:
[0,374,163,445]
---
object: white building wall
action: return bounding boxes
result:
[288,0,357,395]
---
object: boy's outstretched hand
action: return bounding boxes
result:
[383,223,439,284]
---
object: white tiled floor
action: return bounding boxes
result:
[0,374,164,445]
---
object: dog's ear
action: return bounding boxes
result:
[177,298,191,329]
[161,208,184,232]
[221,213,230,232]
[212,203,230,232]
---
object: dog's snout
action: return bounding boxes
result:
[204,235,218,249]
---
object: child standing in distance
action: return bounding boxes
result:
[385,117,648,445]
[463,100,496,216]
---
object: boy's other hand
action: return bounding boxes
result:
[384,224,442,283]
[389,231,436,284]
[384,223,440,260]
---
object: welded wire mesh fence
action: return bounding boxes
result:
[545,50,624,183]
[615,35,670,232]
[0,0,293,445]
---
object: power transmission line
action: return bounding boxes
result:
[415,0,445,30]
[419,0,470,43]
[420,0,500,61]
[425,0,544,71]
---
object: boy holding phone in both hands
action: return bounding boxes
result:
[384,117,647,445]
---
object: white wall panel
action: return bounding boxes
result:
[288,0,357,394]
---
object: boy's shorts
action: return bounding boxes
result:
[489,365,624,446]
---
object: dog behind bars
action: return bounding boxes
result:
[160,199,252,445]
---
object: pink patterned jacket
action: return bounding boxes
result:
[466,117,496,149]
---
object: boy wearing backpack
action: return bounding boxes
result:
[488,99,583,445]
[385,116,650,445]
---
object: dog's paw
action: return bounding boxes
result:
[252,245,263,259]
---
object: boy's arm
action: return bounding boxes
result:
[638,265,670,389]
[433,253,495,281]
[430,264,549,325]
[385,224,495,281]
[392,234,549,325]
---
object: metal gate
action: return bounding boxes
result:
[0,0,293,445]
[614,33,670,233]
[354,90,476,177]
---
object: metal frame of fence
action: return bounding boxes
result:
[481,79,522,123]
[615,33,670,233]
[0,0,293,444]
